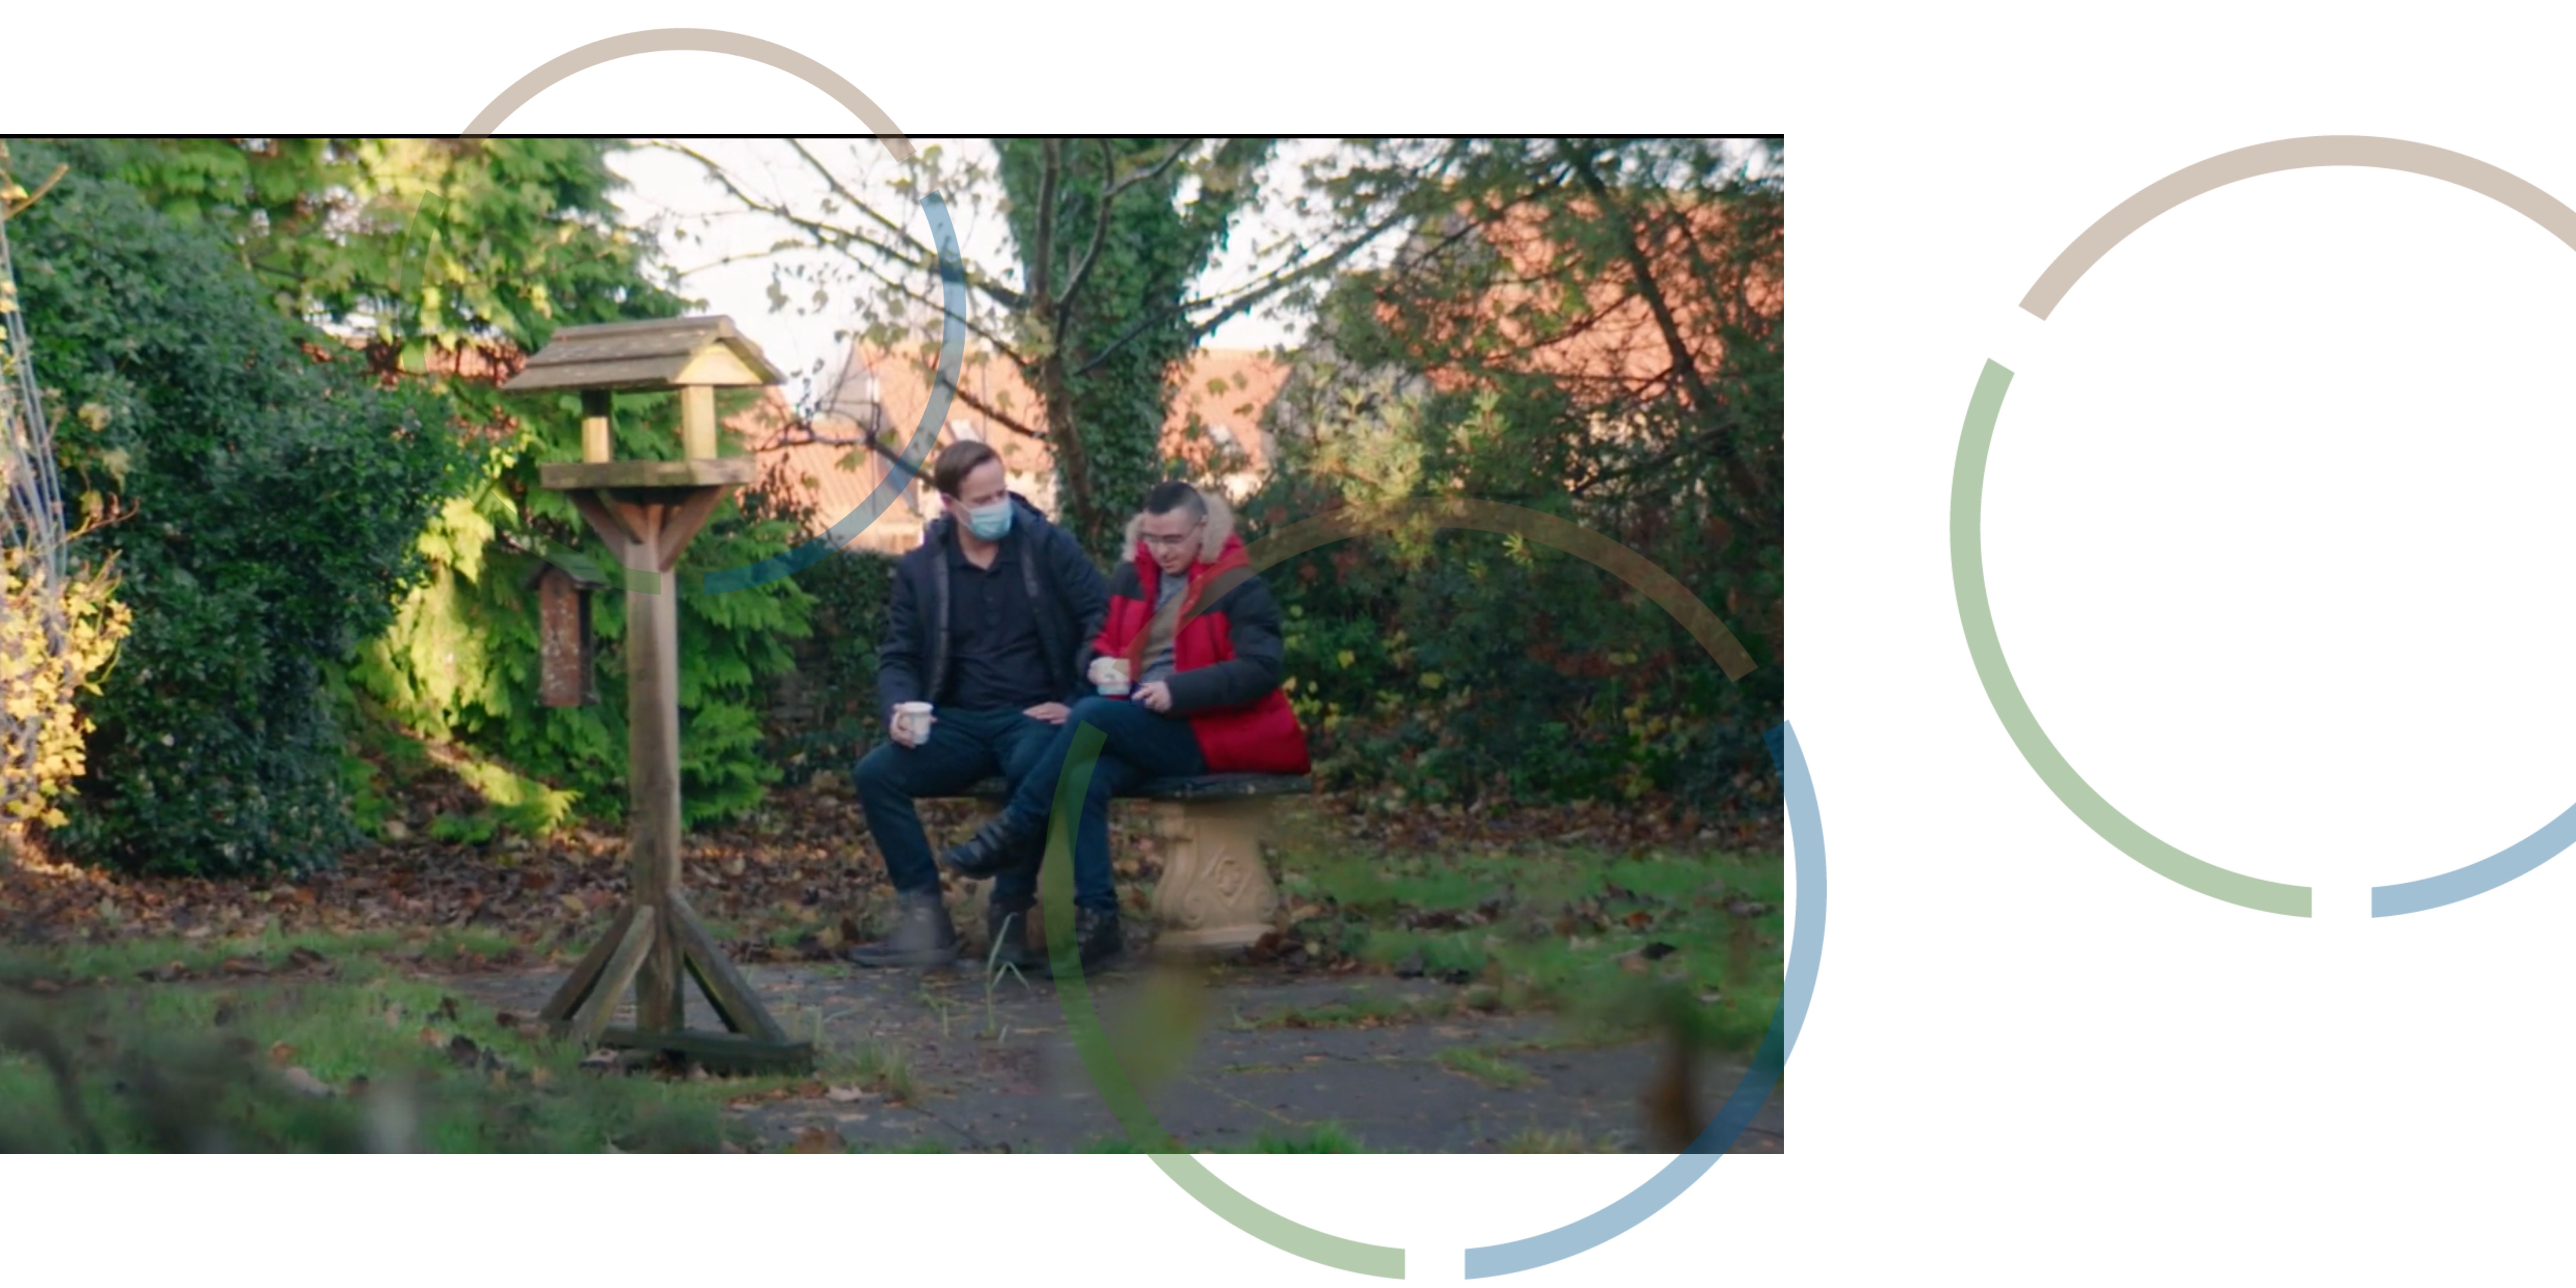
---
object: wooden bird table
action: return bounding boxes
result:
[501,316,810,1073]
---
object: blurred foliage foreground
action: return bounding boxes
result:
[0,931,912,1153]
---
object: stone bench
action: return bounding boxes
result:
[945,773,1309,953]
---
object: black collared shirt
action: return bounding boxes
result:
[941,535,1055,711]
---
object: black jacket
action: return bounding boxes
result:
[875,494,1108,722]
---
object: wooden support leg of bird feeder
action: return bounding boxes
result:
[566,904,658,1048]
[624,503,686,1034]
[539,901,635,1024]
[532,477,812,1072]
[670,888,788,1044]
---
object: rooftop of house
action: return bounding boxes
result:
[732,343,1289,554]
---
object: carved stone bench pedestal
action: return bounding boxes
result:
[1146,797,1283,952]
[956,773,1306,956]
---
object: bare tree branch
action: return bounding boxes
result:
[818,251,1028,363]
[1557,139,1724,427]
[780,138,1029,310]
[1069,199,1415,377]
[945,380,1049,441]
[1108,139,1195,201]
[654,140,1029,313]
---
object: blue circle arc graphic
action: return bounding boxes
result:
[2372,802,2576,916]
[1461,720,1823,1277]
[697,192,965,595]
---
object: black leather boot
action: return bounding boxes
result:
[940,811,1037,880]
[998,905,1126,978]
[1070,905,1125,972]
[845,890,960,969]
[980,903,1046,976]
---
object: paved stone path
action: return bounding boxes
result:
[451,959,1784,1154]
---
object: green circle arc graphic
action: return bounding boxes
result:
[1952,360,2309,916]
[1038,499,1802,1279]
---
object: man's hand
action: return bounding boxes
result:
[888,709,932,748]
[1024,702,1071,724]
[1086,656,1124,687]
[1135,680,1174,713]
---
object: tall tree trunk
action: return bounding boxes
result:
[1033,348,1100,554]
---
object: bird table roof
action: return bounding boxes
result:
[501,316,785,392]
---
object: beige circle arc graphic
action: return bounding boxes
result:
[2020,135,2576,318]
[460,27,912,157]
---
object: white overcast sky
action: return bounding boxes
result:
[607,138,1355,413]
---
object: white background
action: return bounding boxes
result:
[15,3,2576,1284]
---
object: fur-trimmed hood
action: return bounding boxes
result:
[1118,490,1237,565]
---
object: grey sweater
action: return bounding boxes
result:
[1136,571,1187,686]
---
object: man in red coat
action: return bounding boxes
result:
[941,480,1310,969]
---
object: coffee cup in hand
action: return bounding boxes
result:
[1089,656,1131,697]
[893,701,936,746]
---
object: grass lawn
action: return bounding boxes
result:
[0,791,1783,1152]
[1248,805,1785,1058]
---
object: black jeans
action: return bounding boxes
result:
[998,696,1207,913]
[852,707,1058,904]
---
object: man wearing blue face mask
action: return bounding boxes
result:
[846,439,1108,970]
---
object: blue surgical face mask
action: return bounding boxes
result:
[964,498,1013,541]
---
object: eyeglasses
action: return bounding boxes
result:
[1140,520,1204,552]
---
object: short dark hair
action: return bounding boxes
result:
[932,439,1002,498]
[1145,480,1206,520]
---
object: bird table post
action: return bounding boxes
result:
[503,316,812,1073]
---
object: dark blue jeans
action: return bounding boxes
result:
[853,707,1057,903]
[998,696,1206,914]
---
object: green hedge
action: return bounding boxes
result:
[12,143,466,874]
[739,486,895,788]
[347,392,814,831]
[1244,472,1781,816]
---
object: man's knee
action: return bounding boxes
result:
[852,744,908,801]
[1065,695,1134,732]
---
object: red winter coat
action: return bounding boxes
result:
[1086,502,1310,775]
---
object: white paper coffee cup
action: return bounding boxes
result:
[895,701,935,744]
[1095,657,1131,697]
